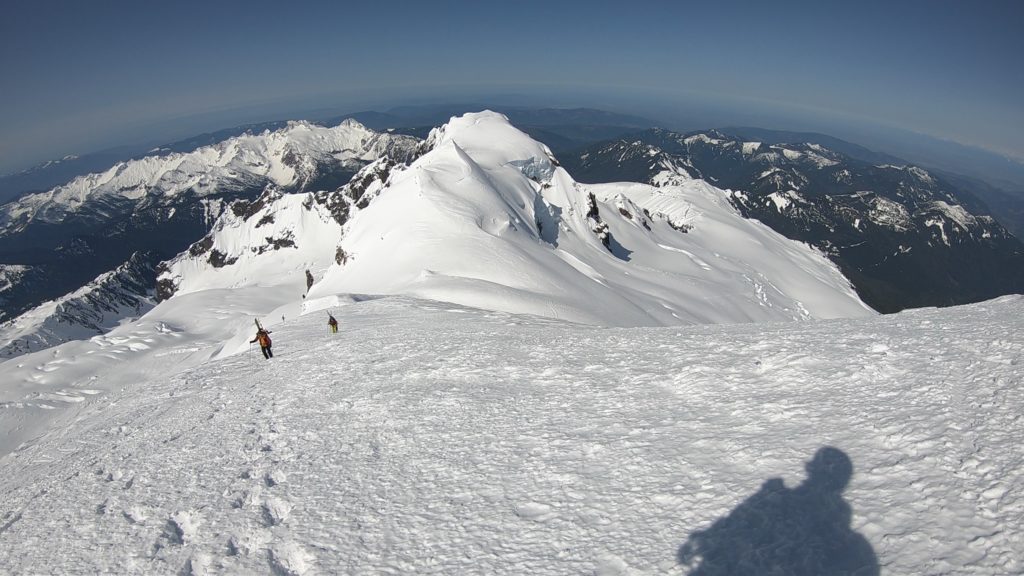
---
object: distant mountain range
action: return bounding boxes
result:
[0,121,291,206]
[0,107,653,205]
[8,104,1021,229]
[716,126,1024,239]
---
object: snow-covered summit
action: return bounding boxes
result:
[158,111,873,327]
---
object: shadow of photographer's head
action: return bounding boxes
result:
[804,446,853,492]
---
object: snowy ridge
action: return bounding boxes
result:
[159,191,342,298]
[0,252,158,358]
[156,156,401,301]
[0,119,421,324]
[0,120,420,234]
[773,144,839,168]
[312,112,871,325]
[156,112,871,328]
[875,164,936,184]
[0,154,79,179]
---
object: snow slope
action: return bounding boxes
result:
[0,295,1021,574]
[0,282,309,459]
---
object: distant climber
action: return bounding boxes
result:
[251,327,273,359]
[328,314,339,334]
[305,269,314,292]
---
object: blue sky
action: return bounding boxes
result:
[1,0,1022,174]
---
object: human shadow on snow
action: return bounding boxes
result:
[677,446,879,576]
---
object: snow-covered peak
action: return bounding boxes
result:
[156,154,404,303]
[158,112,873,328]
[427,111,557,175]
[684,132,727,146]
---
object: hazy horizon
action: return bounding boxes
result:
[2,0,1022,175]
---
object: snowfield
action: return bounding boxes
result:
[1,295,1022,575]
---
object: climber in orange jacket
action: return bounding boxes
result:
[251,328,273,359]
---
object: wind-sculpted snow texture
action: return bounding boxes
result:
[0,295,1021,574]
